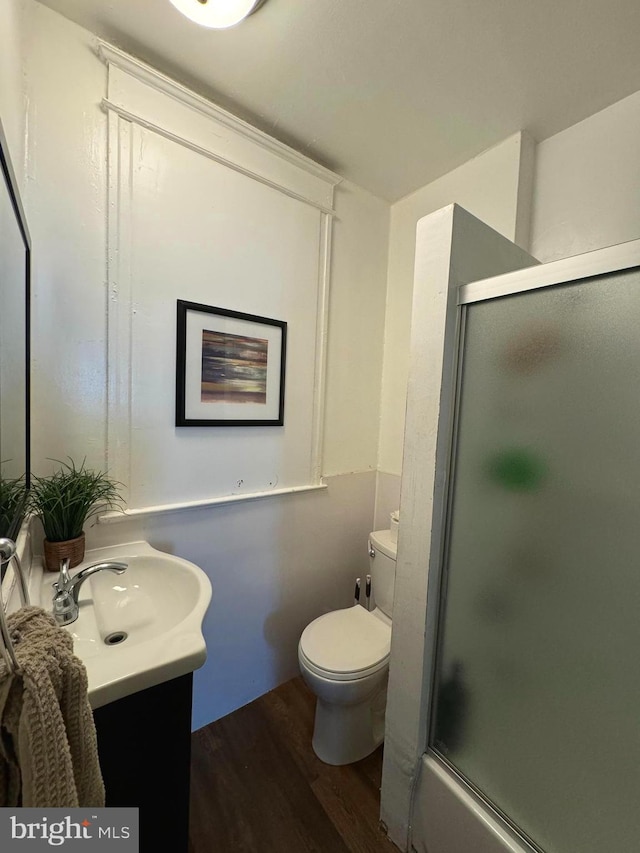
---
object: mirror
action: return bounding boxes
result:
[0,117,30,545]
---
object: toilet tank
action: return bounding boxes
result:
[369,529,397,618]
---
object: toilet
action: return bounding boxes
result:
[298,528,397,765]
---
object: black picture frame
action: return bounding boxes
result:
[176,300,287,427]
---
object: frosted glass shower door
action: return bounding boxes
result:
[430,266,640,853]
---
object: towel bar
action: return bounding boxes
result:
[0,537,30,673]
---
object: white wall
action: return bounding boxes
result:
[26,4,109,472]
[0,0,27,186]
[86,470,377,728]
[24,2,390,727]
[531,89,640,263]
[373,86,640,526]
[376,132,535,493]
[107,97,329,507]
[323,179,389,475]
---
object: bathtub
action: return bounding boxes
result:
[410,754,537,853]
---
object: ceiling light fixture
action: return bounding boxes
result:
[169,0,267,29]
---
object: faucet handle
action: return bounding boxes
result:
[52,587,77,625]
[57,557,72,590]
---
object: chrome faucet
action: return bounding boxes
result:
[52,557,128,626]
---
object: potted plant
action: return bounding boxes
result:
[0,473,27,538]
[29,458,124,571]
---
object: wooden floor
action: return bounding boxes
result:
[189,676,399,853]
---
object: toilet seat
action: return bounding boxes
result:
[299,605,391,682]
[299,648,388,682]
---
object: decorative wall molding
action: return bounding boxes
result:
[98,483,328,523]
[96,40,341,190]
[101,98,336,216]
[103,39,336,511]
[310,213,333,482]
[105,111,134,502]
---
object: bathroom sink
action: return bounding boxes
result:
[37,540,212,709]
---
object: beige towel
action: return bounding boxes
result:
[0,605,105,807]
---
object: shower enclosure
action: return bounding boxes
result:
[381,206,640,853]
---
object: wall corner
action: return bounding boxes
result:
[513,130,536,252]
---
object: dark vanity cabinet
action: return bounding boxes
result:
[93,673,194,853]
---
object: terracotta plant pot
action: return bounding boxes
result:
[43,532,86,572]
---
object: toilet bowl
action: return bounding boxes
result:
[298,528,397,765]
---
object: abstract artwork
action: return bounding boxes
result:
[176,300,286,426]
[201,329,268,404]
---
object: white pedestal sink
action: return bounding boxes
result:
[36,540,212,709]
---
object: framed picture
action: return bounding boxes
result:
[176,300,287,427]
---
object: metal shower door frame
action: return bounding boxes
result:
[420,236,640,853]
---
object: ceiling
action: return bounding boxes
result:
[36,0,640,202]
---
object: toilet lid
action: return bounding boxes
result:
[299,605,391,676]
